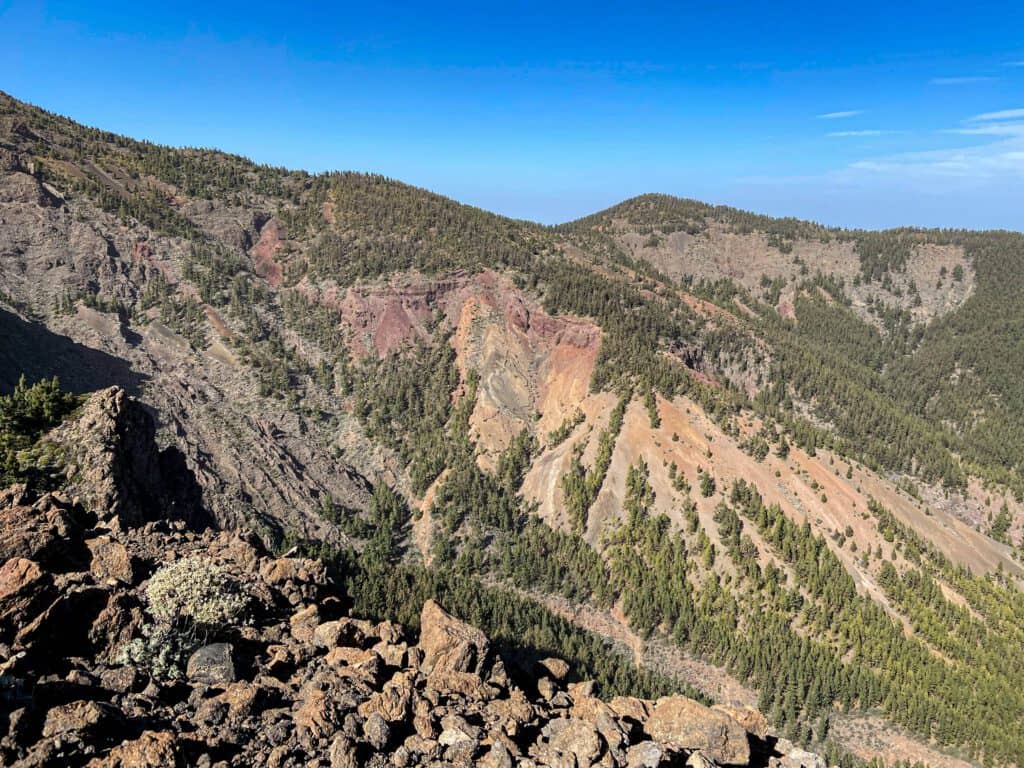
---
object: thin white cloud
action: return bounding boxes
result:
[817,110,863,119]
[930,76,997,85]
[969,108,1024,122]
[828,130,889,137]
[945,122,1024,136]
[846,135,1024,179]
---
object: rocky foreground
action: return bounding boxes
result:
[0,389,829,768]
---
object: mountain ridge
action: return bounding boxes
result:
[2,90,1024,767]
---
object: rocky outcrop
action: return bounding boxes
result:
[48,387,208,529]
[0,470,828,768]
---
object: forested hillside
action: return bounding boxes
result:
[2,90,1024,767]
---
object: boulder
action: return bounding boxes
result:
[15,584,109,662]
[480,740,515,768]
[0,557,53,641]
[329,735,359,768]
[645,696,750,765]
[609,695,651,725]
[713,704,768,739]
[42,700,122,739]
[89,591,144,663]
[85,730,181,767]
[545,717,603,765]
[413,696,438,739]
[0,490,91,570]
[486,688,534,736]
[363,712,391,751]
[86,536,135,584]
[186,643,236,684]
[627,740,668,768]
[314,617,371,650]
[688,751,718,768]
[779,747,828,768]
[358,670,414,722]
[289,604,320,643]
[417,599,490,676]
[537,656,570,681]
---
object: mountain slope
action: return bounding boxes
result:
[2,91,1024,766]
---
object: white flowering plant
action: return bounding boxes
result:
[118,555,250,679]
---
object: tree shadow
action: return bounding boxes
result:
[0,308,146,396]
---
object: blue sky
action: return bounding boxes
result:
[1,1,1023,229]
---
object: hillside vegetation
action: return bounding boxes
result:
[2,90,1024,767]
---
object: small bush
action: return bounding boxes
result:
[146,556,249,629]
[119,556,249,679]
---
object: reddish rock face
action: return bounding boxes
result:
[251,217,285,288]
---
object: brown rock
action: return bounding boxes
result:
[335,649,384,686]
[85,730,181,767]
[294,685,338,743]
[545,717,603,765]
[572,694,626,754]
[372,639,408,667]
[42,700,121,738]
[314,617,371,649]
[609,696,651,724]
[89,592,144,663]
[328,735,359,768]
[417,599,490,676]
[537,657,570,681]
[627,741,667,768]
[480,740,515,768]
[363,712,391,750]
[427,669,498,700]
[688,751,718,768]
[413,697,438,739]
[99,666,142,694]
[358,670,414,722]
[0,490,90,569]
[289,604,320,643]
[537,676,558,701]
[325,645,378,667]
[0,557,53,641]
[713,704,768,739]
[376,620,403,644]
[779,747,827,768]
[486,688,534,736]
[16,584,109,660]
[86,536,135,583]
[568,680,595,699]
[645,696,750,765]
